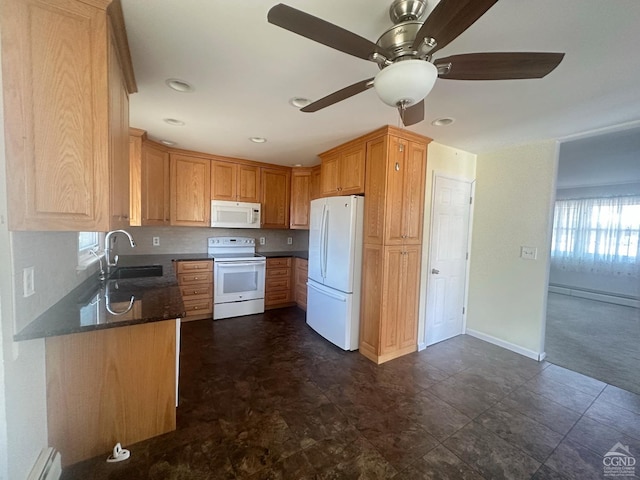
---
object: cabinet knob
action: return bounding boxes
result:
[193,290,198,294]
[395,162,400,171]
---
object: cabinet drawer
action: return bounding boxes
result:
[266,277,291,291]
[266,290,291,304]
[267,257,292,268]
[179,284,212,299]
[178,272,212,285]
[267,267,290,278]
[176,260,213,274]
[183,298,213,315]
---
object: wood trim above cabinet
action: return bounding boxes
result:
[106,0,137,94]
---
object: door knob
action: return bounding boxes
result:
[431,268,440,274]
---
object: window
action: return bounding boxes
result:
[77,232,105,270]
[551,195,640,278]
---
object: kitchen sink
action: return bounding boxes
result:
[109,265,163,279]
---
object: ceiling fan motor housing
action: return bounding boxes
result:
[377,21,425,63]
[389,0,428,23]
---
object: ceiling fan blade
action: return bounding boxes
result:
[268,4,387,62]
[301,78,375,113]
[435,52,565,80]
[412,0,498,54]
[399,100,424,126]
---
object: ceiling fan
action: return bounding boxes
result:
[267,0,565,126]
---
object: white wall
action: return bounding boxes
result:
[466,140,558,358]
[418,142,477,348]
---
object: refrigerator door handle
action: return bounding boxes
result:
[320,204,328,279]
[307,281,347,302]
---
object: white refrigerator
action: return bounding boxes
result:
[307,195,364,350]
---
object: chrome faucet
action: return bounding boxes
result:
[104,229,136,269]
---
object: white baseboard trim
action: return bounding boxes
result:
[548,285,640,308]
[465,328,546,362]
[417,342,427,352]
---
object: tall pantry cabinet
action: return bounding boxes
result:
[359,127,431,364]
[1,0,137,231]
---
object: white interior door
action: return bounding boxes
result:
[425,175,472,346]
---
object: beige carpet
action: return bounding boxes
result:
[545,292,640,394]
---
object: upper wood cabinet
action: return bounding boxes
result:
[310,165,322,200]
[130,133,170,226]
[319,142,365,197]
[261,167,291,229]
[1,0,137,231]
[211,160,260,203]
[170,154,211,227]
[364,134,428,245]
[142,141,170,226]
[290,168,312,230]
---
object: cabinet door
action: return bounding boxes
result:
[359,244,384,358]
[142,143,170,225]
[129,131,143,226]
[237,165,260,203]
[261,167,291,229]
[363,136,388,245]
[210,161,237,201]
[290,169,311,229]
[384,137,408,245]
[398,245,421,350]
[3,0,110,231]
[310,165,322,200]
[402,141,427,244]
[108,23,130,230]
[339,144,365,195]
[379,245,404,355]
[170,154,211,227]
[319,152,339,196]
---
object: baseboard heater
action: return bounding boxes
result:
[549,284,640,308]
[27,448,61,480]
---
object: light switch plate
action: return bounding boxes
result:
[23,266,35,297]
[520,246,537,260]
[259,237,266,245]
[287,237,293,245]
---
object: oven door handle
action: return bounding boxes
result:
[215,262,265,267]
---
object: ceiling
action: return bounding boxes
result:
[121,0,640,167]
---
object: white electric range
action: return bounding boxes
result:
[207,237,266,320]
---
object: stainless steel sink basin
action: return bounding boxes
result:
[109,265,163,279]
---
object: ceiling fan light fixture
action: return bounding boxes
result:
[373,60,438,108]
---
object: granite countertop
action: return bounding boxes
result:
[259,250,308,260]
[14,255,193,341]
[14,251,308,341]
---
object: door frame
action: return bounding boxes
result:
[419,172,475,350]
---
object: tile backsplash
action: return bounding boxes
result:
[115,226,309,255]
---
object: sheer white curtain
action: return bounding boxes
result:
[551,195,640,279]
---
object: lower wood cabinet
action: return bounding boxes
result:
[176,260,213,320]
[45,321,177,466]
[294,257,308,310]
[265,257,294,309]
[359,244,421,364]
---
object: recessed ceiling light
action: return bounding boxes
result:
[431,117,455,126]
[160,140,176,146]
[249,137,267,144]
[289,97,311,108]
[291,163,303,167]
[163,118,185,126]
[165,78,194,93]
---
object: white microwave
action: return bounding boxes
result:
[211,200,261,228]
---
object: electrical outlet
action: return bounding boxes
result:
[259,237,266,245]
[520,246,537,260]
[287,237,293,245]
[23,266,35,297]
[152,236,160,246]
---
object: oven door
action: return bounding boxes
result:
[214,260,266,304]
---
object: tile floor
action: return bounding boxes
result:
[62,307,640,479]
